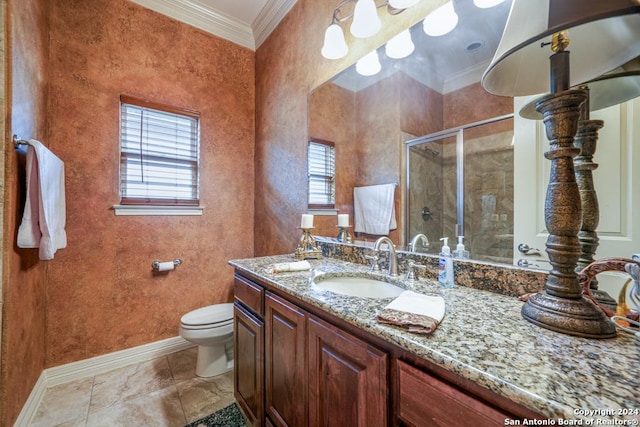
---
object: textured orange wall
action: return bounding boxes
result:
[308,83,356,237]
[255,0,446,256]
[44,0,255,365]
[444,82,512,130]
[2,0,49,424]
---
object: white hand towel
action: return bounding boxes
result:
[353,183,397,235]
[265,261,311,274]
[17,140,67,260]
[377,291,445,335]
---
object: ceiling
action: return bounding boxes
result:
[127,0,297,50]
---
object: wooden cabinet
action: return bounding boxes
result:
[397,360,509,427]
[265,292,307,427]
[234,302,264,427]
[308,315,388,427]
[233,271,540,426]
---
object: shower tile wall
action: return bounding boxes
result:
[464,124,514,263]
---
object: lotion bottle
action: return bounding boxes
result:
[453,236,470,259]
[438,237,454,288]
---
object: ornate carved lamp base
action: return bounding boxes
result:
[574,118,618,312]
[520,89,616,339]
[522,293,616,338]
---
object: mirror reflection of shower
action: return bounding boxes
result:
[406,115,514,263]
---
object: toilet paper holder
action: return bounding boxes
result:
[151,258,183,271]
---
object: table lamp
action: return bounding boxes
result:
[520,57,640,312]
[482,0,640,338]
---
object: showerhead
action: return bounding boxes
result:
[410,145,440,159]
[426,147,440,158]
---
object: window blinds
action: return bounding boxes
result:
[120,98,200,205]
[308,140,335,208]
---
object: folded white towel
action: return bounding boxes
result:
[265,261,311,274]
[377,291,445,334]
[353,183,397,235]
[17,140,67,260]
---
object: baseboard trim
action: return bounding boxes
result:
[15,336,194,426]
[14,371,47,427]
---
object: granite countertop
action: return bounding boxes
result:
[229,254,640,423]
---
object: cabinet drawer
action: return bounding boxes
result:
[234,275,264,316]
[397,360,508,427]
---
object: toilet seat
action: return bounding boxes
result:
[180,303,233,330]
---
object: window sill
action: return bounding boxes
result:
[113,205,204,216]
[308,208,339,216]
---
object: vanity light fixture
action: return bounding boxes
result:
[320,0,417,60]
[423,1,459,37]
[385,29,415,59]
[356,50,382,76]
[388,0,419,9]
[482,0,640,338]
[350,0,382,38]
[322,23,350,59]
[473,0,506,8]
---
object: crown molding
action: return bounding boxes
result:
[442,59,491,94]
[128,0,298,51]
[253,0,298,48]
[128,0,256,50]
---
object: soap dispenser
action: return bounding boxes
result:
[453,236,470,259]
[438,237,454,288]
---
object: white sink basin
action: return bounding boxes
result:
[313,275,405,298]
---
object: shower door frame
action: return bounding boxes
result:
[404,113,514,247]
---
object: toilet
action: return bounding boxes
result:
[179,303,234,377]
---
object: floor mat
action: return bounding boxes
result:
[185,402,247,427]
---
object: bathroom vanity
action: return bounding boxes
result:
[230,253,640,427]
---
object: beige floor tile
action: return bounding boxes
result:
[167,347,198,382]
[89,356,174,411]
[85,385,186,427]
[177,371,234,423]
[30,377,93,427]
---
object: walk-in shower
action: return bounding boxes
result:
[405,114,514,263]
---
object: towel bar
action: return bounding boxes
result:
[12,134,29,153]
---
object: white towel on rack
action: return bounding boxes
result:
[17,140,67,260]
[353,183,397,235]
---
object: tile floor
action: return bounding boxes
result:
[29,347,235,427]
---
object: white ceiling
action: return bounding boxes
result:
[127,0,297,50]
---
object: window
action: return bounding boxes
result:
[119,95,200,207]
[308,139,336,209]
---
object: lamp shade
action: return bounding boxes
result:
[385,29,415,59]
[520,56,640,119]
[350,0,382,38]
[482,0,640,96]
[321,24,349,59]
[356,50,381,76]
[389,0,420,9]
[423,2,458,37]
[473,0,506,8]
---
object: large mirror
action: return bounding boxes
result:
[308,0,640,274]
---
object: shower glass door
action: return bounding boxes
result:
[405,115,514,262]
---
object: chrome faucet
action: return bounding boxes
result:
[374,236,399,277]
[408,233,430,252]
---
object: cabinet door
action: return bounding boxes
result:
[308,315,388,427]
[234,302,264,427]
[265,292,307,427]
